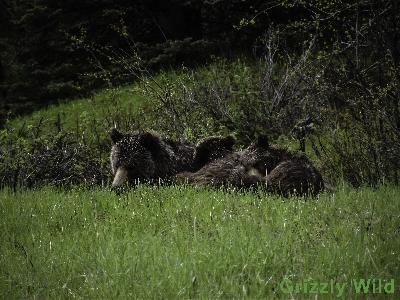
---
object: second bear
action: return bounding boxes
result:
[175,136,324,196]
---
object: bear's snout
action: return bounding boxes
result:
[111,166,128,188]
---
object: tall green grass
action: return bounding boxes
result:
[1,186,399,299]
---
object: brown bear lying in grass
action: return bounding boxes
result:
[109,129,234,189]
[175,135,324,197]
[192,135,236,170]
[266,159,324,197]
[110,129,324,196]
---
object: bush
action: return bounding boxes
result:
[0,118,110,189]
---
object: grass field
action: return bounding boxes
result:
[1,185,399,299]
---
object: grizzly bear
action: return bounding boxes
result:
[175,135,324,196]
[174,136,270,188]
[192,135,235,170]
[110,129,235,189]
[266,159,324,197]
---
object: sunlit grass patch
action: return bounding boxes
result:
[0,185,399,298]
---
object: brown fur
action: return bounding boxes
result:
[175,136,270,188]
[266,159,324,197]
[175,135,324,196]
[175,151,264,188]
[110,129,194,188]
[192,135,235,170]
[110,129,235,189]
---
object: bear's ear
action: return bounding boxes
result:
[110,128,124,144]
[256,135,269,149]
[223,135,236,149]
[139,132,162,153]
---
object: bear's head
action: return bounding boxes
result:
[192,135,236,171]
[241,134,292,178]
[110,128,174,188]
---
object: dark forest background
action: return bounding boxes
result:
[1,0,398,126]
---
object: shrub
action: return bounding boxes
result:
[0,119,110,189]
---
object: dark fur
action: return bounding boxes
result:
[110,129,194,187]
[110,129,235,188]
[175,152,264,188]
[175,136,270,188]
[192,135,235,170]
[175,135,324,196]
[266,159,324,197]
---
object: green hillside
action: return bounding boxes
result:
[6,84,147,140]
